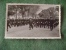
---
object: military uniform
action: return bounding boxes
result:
[29,18,33,30]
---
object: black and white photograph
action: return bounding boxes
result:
[5,3,61,39]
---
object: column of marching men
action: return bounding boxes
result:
[7,18,59,31]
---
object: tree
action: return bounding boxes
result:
[19,5,39,19]
[8,5,19,19]
[8,5,39,19]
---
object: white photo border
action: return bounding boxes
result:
[5,3,61,39]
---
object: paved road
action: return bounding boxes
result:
[6,25,59,37]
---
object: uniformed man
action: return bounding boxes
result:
[29,18,33,30]
[50,17,54,31]
[7,19,11,31]
[43,19,46,28]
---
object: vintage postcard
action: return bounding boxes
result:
[5,3,61,39]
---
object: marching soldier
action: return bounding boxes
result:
[29,18,33,30]
[7,19,11,31]
[50,17,54,31]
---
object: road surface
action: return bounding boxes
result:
[5,25,59,37]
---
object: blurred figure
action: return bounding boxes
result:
[29,18,33,30]
[46,18,50,28]
[7,19,11,31]
[50,17,54,31]
[43,19,46,28]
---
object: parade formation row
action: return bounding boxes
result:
[7,18,59,31]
